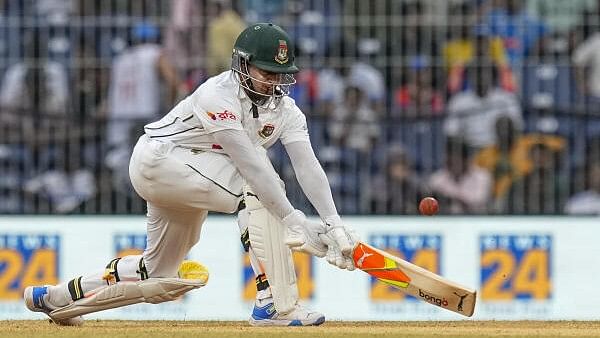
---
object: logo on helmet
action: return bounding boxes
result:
[275,40,289,64]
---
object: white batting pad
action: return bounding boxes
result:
[49,277,206,321]
[244,186,298,314]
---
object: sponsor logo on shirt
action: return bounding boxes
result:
[207,111,237,121]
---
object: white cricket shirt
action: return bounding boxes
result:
[144,71,310,151]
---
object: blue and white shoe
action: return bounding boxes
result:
[24,286,84,326]
[249,300,325,326]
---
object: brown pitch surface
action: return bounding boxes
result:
[3,320,600,338]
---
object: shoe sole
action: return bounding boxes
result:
[249,315,325,327]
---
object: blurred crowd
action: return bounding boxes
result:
[1,0,599,216]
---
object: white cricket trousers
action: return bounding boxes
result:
[129,134,243,276]
[46,135,243,307]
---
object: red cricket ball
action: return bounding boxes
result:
[419,197,439,216]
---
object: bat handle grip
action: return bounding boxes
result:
[318,233,359,259]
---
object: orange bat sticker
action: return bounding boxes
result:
[353,243,411,288]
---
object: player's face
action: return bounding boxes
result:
[247,65,278,95]
[233,58,295,108]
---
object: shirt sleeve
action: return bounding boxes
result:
[212,128,295,219]
[191,88,245,133]
[284,140,339,219]
[280,104,310,145]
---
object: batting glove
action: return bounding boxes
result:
[323,215,359,256]
[282,210,328,258]
[319,233,356,271]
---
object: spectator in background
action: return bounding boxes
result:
[565,160,600,215]
[288,58,319,112]
[206,0,246,77]
[312,45,384,119]
[478,0,547,76]
[0,37,68,116]
[105,21,181,196]
[573,29,600,102]
[387,0,443,114]
[444,64,522,151]
[71,40,108,121]
[280,0,342,113]
[314,55,346,119]
[370,143,427,214]
[343,0,415,67]
[507,142,567,214]
[67,39,109,211]
[443,23,515,94]
[522,34,574,115]
[329,85,380,154]
[164,0,205,90]
[319,82,379,214]
[317,145,363,214]
[281,0,341,60]
[347,53,386,116]
[0,27,96,213]
[392,57,444,118]
[475,116,566,213]
[428,137,492,214]
[392,0,440,65]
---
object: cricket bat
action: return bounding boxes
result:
[353,241,476,317]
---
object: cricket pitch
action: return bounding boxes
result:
[3,320,600,338]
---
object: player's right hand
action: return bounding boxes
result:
[323,215,359,256]
[319,233,355,271]
[282,209,327,257]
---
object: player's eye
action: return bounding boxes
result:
[259,69,276,79]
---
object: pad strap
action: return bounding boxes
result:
[103,258,121,285]
[137,258,149,280]
[256,273,269,291]
[67,276,84,302]
[241,228,250,252]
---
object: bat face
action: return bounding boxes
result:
[352,242,477,317]
[353,242,411,289]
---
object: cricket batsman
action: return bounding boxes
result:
[24,23,358,326]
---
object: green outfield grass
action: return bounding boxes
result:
[3,320,600,338]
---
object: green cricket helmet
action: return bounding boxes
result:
[231,23,298,108]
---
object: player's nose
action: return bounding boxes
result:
[263,72,278,83]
